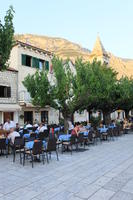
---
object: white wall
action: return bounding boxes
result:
[74,110,88,122]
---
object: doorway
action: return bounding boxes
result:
[41,111,48,123]
[24,111,33,124]
[4,112,14,123]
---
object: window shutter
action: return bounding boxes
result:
[22,54,26,66]
[32,57,39,69]
[45,61,49,70]
[7,87,11,98]
[32,57,36,68]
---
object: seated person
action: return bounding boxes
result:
[123,118,128,129]
[33,119,39,128]
[25,121,32,129]
[79,124,87,133]
[110,120,116,127]
[99,121,104,128]
[71,123,80,137]
[15,123,20,132]
[7,126,20,145]
[37,123,47,133]
[3,118,16,132]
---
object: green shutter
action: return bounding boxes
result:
[45,61,49,70]
[32,57,39,69]
[32,57,36,68]
[22,54,26,65]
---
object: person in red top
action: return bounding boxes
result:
[71,123,80,137]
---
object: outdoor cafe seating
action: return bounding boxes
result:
[0,121,131,168]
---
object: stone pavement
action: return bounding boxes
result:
[1,134,133,199]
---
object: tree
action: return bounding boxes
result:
[0,6,15,70]
[23,71,55,108]
[117,77,133,119]
[52,57,77,132]
[74,59,118,124]
[89,60,118,124]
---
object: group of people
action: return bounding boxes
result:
[0,118,49,144]
[0,116,133,145]
[69,122,91,137]
[0,118,20,144]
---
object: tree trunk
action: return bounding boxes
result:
[125,110,129,119]
[103,111,111,125]
[63,113,72,134]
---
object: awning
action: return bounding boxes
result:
[0,104,21,112]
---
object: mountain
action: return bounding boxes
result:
[15,34,133,79]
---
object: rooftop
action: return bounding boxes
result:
[15,40,53,56]
[90,36,109,58]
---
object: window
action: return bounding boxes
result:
[21,54,31,67]
[0,86,11,98]
[45,61,49,71]
[39,60,44,70]
[32,57,39,69]
[21,54,49,70]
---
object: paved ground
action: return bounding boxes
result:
[1,134,133,199]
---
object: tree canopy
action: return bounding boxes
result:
[23,56,133,131]
[23,71,55,108]
[0,6,15,70]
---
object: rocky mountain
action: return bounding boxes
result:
[15,34,133,79]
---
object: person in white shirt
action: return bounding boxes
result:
[37,123,47,132]
[3,118,16,131]
[8,127,20,144]
[25,122,32,129]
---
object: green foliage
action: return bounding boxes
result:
[0,6,15,70]
[52,56,75,116]
[23,71,54,108]
[117,77,133,114]
[90,116,101,129]
[23,56,133,128]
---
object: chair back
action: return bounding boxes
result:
[27,127,33,131]
[0,138,6,150]
[70,135,76,145]
[43,130,49,138]
[78,133,84,143]
[38,132,45,140]
[47,138,57,151]
[30,133,36,140]
[32,140,43,155]
[14,137,25,148]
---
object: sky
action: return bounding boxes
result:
[0,0,133,58]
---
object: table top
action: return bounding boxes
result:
[98,128,108,133]
[23,134,30,138]
[59,134,71,141]
[25,140,47,150]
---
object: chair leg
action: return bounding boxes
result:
[13,149,15,162]
[42,154,45,165]
[46,152,49,163]
[20,149,22,164]
[56,150,59,161]
[71,145,72,155]
[31,155,34,168]
[23,152,25,166]
[6,146,8,158]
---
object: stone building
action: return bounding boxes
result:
[89,35,110,65]
[8,40,59,125]
[0,68,20,123]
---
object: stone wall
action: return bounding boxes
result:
[0,70,18,104]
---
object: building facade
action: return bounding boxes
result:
[8,41,59,125]
[0,37,125,126]
[0,68,20,123]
